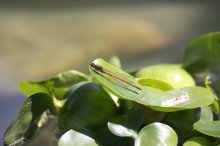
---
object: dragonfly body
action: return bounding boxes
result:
[90,63,141,90]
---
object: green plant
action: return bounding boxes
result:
[4,32,220,146]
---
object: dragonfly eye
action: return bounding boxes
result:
[90,63,103,72]
[90,63,95,68]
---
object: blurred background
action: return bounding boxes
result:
[0,1,220,145]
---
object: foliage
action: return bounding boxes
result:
[3,32,220,146]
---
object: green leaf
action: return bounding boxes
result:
[4,93,53,146]
[95,125,134,146]
[19,70,88,99]
[183,137,214,146]
[163,109,199,144]
[50,70,88,100]
[137,78,174,91]
[193,120,220,138]
[59,83,117,133]
[193,106,220,138]
[211,99,220,113]
[49,70,89,88]
[108,122,137,139]
[183,32,220,73]
[107,108,143,139]
[89,58,214,112]
[200,106,213,121]
[135,122,178,146]
[109,108,143,131]
[204,76,220,113]
[19,81,51,96]
[58,129,99,146]
[136,64,195,90]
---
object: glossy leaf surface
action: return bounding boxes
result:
[107,109,143,139]
[89,59,214,112]
[59,83,117,133]
[136,64,195,90]
[108,122,137,139]
[58,130,99,146]
[135,122,178,146]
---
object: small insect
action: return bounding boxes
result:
[90,63,141,90]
